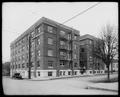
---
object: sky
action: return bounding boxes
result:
[2,2,118,62]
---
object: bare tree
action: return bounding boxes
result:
[96,24,118,81]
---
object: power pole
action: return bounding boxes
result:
[71,28,74,76]
[28,35,31,79]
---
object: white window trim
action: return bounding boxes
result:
[48,38,53,45]
[48,50,53,56]
[48,26,53,33]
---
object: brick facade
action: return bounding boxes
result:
[79,34,105,75]
[10,17,81,78]
[10,18,106,79]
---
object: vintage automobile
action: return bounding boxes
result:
[12,73,23,79]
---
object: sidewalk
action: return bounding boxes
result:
[25,72,118,81]
[87,82,118,92]
[27,74,90,81]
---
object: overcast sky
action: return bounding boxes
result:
[2,2,118,62]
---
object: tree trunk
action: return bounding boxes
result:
[111,63,113,74]
[107,65,110,81]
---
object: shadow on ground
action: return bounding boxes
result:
[89,76,118,83]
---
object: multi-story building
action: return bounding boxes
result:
[10,17,80,78]
[79,34,105,75]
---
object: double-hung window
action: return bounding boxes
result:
[60,40,65,45]
[48,38,53,45]
[48,50,53,56]
[37,61,40,67]
[74,35,77,40]
[38,26,41,33]
[48,61,53,68]
[38,50,40,57]
[60,30,65,36]
[74,44,77,49]
[74,54,77,59]
[48,26,53,33]
[38,38,41,45]
[31,31,35,38]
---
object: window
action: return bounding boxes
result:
[68,34,71,40]
[22,55,24,60]
[90,71,92,74]
[89,56,93,61]
[38,26,41,33]
[48,61,53,67]
[59,71,62,76]
[74,35,77,40]
[63,71,65,75]
[31,31,35,38]
[74,54,77,59]
[38,50,40,57]
[74,71,77,75]
[74,63,78,67]
[68,71,71,75]
[48,38,53,44]
[48,50,53,56]
[68,53,71,60]
[74,44,77,49]
[60,51,64,56]
[38,38,41,45]
[97,71,100,73]
[60,61,64,66]
[31,52,34,58]
[31,62,34,67]
[48,26,53,33]
[93,71,96,73]
[22,63,25,68]
[60,41,65,45]
[48,72,52,76]
[81,48,85,52]
[37,61,40,67]
[60,31,65,36]
[89,40,92,44]
[38,71,40,76]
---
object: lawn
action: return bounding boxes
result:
[90,75,118,83]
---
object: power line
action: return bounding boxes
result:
[62,2,101,24]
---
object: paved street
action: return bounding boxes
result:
[2,73,118,95]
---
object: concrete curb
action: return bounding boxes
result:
[23,72,118,81]
[25,75,90,81]
[87,86,118,92]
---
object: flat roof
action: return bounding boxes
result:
[11,17,80,46]
[79,34,97,41]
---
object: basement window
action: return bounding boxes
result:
[38,71,40,76]
[74,71,77,75]
[48,72,52,76]
[90,71,92,74]
[68,71,71,75]
[63,71,65,75]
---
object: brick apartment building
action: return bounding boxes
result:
[10,17,80,78]
[79,34,105,75]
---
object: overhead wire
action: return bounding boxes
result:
[62,2,101,24]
